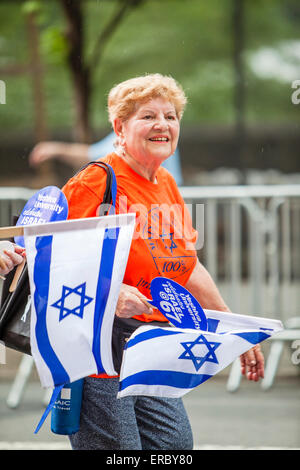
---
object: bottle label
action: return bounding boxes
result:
[53,388,71,411]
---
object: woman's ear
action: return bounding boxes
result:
[113,118,123,137]
[113,118,126,157]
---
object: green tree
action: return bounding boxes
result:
[58,0,146,143]
[21,0,145,143]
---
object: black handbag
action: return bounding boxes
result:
[0,162,115,356]
[0,262,31,355]
[111,316,169,374]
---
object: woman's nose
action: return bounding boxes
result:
[153,116,168,130]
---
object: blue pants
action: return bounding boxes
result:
[69,377,193,450]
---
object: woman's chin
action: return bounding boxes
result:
[148,150,173,162]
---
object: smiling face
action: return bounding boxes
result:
[114,97,180,171]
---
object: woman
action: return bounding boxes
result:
[62,74,264,449]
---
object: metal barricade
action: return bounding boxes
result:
[180,184,300,390]
[2,183,299,321]
[0,187,36,228]
[180,184,300,321]
[1,184,300,401]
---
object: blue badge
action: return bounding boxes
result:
[14,186,69,247]
[149,277,207,331]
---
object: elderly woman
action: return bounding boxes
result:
[60,74,264,450]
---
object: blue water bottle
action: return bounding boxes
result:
[51,379,84,435]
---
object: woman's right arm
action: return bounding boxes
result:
[115,284,153,318]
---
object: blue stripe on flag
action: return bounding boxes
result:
[33,236,70,386]
[232,331,270,344]
[93,226,120,374]
[207,318,220,333]
[126,328,182,350]
[119,370,212,392]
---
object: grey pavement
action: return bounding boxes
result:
[0,346,299,450]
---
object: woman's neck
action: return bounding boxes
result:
[120,152,160,183]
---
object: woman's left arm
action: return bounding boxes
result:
[185,258,264,382]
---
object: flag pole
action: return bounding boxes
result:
[9,259,26,292]
[0,226,24,239]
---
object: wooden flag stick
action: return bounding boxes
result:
[139,297,154,310]
[9,258,26,292]
[0,226,24,239]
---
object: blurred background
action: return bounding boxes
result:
[0,0,300,187]
[0,0,299,450]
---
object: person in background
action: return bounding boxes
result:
[29,131,183,186]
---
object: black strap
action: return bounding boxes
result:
[0,264,29,334]
[74,161,113,211]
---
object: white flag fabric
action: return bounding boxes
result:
[118,310,283,399]
[24,214,135,389]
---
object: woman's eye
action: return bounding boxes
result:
[167,115,176,120]
[143,115,153,120]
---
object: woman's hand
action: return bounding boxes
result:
[115,284,153,318]
[0,245,26,277]
[240,344,265,381]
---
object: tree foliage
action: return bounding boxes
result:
[0,0,299,138]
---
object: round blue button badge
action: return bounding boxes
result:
[150,277,207,331]
[14,186,69,247]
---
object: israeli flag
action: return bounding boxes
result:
[118,310,283,398]
[24,214,135,389]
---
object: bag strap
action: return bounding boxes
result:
[74,161,117,214]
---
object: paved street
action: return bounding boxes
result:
[0,345,299,450]
[185,375,300,449]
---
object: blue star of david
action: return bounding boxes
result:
[179,334,221,371]
[158,230,177,253]
[51,282,93,322]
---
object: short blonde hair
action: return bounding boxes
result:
[107,73,187,124]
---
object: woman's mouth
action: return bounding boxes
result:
[149,136,169,142]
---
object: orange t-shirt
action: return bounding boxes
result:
[62,153,198,376]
